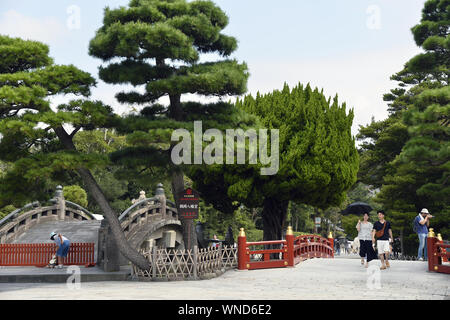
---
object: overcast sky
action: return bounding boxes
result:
[0,0,426,135]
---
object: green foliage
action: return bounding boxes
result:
[89,2,252,235]
[191,83,359,210]
[63,185,88,208]
[197,201,262,242]
[0,205,16,220]
[288,202,315,234]
[0,35,116,210]
[0,36,115,205]
[189,83,359,240]
[89,0,248,107]
[341,215,360,239]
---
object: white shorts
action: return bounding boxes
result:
[377,240,390,255]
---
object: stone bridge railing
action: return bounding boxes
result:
[0,186,98,244]
[118,183,178,241]
[97,183,180,272]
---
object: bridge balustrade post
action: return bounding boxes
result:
[437,234,448,263]
[286,226,295,267]
[427,228,437,272]
[97,219,120,272]
[155,183,166,218]
[238,228,248,270]
[55,185,66,221]
[328,232,334,258]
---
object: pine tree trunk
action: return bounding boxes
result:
[169,94,183,121]
[54,127,151,271]
[171,169,197,250]
[261,198,289,241]
[261,198,289,260]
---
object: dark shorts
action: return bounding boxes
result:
[56,240,70,258]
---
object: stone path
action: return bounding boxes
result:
[0,257,448,300]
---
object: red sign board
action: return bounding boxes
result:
[177,188,200,220]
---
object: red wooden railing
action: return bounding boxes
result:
[0,243,95,267]
[238,227,334,271]
[427,229,450,274]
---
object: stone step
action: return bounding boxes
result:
[0,266,131,283]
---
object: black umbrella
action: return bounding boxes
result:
[341,202,373,215]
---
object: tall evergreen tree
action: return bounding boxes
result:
[89,0,249,248]
[358,0,449,254]
[189,83,359,241]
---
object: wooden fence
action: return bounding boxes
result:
[238,227,334,271]
[0,243,95,267]
[132,245,237,280]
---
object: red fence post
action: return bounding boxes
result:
[437,233,448,263]
[286,226,295,267]
[238,228,248,270]
[427,229,437,272]
[328,232,334,258]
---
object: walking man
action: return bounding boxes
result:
[414,208,433,261]
[372,210,393,270]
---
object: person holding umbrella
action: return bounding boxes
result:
[356,212,377,268]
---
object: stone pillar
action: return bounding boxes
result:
[163,230,176,248]
[155,183,166,217]
[97,219,121,272]
[55,185,66,221]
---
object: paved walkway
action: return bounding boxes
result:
[0,257,448,300]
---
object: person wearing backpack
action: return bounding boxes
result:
[414,208,433,261]
[372,210,393,270]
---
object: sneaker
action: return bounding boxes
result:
[418,257,424,261]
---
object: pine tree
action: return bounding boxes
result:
[0,35,151,270]
[89,0,249,249]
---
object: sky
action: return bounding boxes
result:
[0,0,427,135]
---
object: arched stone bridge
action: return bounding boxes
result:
[0,184,182,270]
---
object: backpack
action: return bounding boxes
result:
[412,217,419,233]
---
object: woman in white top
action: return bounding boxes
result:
[356,213,376,268]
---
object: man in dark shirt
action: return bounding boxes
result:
[372,210,393,270]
